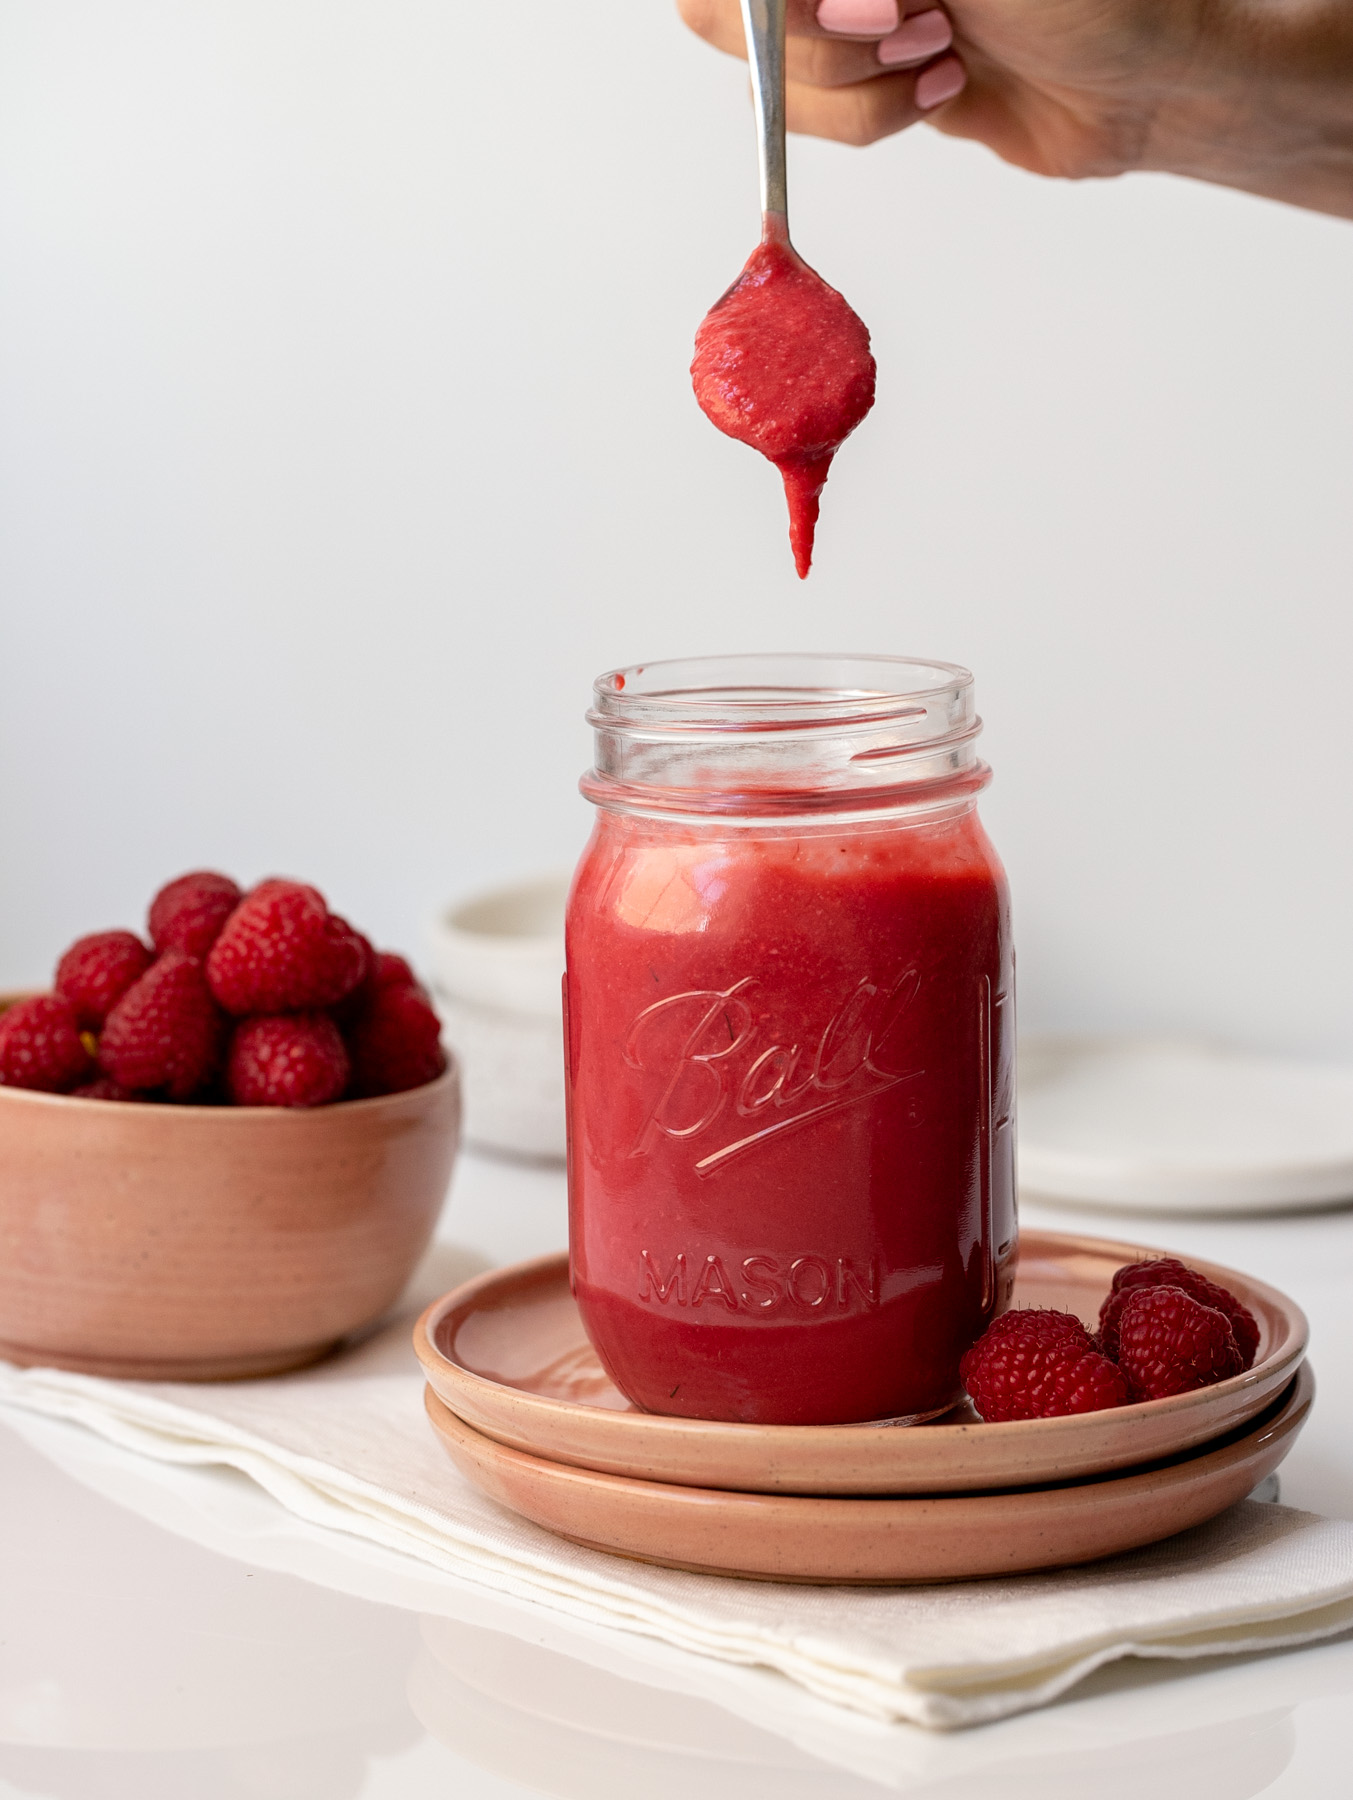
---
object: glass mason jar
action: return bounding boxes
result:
[564,654,1015,1427]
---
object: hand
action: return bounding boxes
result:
[678,0,1353,220]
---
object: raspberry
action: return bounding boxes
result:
[960,1309,1130,1421]
[977,1307,1091,1350]
[1099,1258,1259,1369]
[329,932,378,1026]
[148,871,242,957]
[371,951,419,992]
[227,1013,350,1107]
[331,945,423,1026]
[206,881,370,1015]
[72,1075,137,1101]
[54,930,154,1028]
[0,995,94,1092]
[344,981,446,1098]
[1115,1286,1244,1400]
[1035,1349,1131,1416]
[99,950,227,1100]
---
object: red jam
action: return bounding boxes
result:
[565,807,1016,1426]
[690,229,876,578]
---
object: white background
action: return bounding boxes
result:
[2,0,1351,1055]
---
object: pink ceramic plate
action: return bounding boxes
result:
[424,1364,1312,1584]
[413,1230,1307,1495]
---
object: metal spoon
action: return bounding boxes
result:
[740,0,790,240]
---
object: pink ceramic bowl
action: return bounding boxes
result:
[0,997,460,1379]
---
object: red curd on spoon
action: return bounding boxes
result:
[691,1,876,577]
[691,221,876,578]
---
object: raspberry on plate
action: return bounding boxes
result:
[1115,1285,1244,1400]
[976,1307,1091,1351]
[227,1014,350,1108]
[148,871,243,958]
[1099,1257,1260,1369]
[55,930,154,1028]
[206,881,370,1015]
[960,1308,1130,1422]
[344,981,446,1098]
[99,950,227,1100]
[0,995,94,1093]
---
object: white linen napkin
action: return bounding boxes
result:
[1,1278,1351,1731]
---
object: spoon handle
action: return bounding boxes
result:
[740,0,788,227]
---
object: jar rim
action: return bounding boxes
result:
[584,652,986,819]
[589,653,972,735]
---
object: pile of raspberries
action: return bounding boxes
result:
[0,871,446,1108]
[961,1257,1260,1420]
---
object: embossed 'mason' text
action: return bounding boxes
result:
[639,1250,879,1313]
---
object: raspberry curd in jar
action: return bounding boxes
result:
[565,656,1016,1427]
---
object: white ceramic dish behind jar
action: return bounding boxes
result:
[427,875,568,1161]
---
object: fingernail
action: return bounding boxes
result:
[877,9,952,66]
[914,53,966,109]
[816,0,900,37]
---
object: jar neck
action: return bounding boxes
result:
[582,654,989,821]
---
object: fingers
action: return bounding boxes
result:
[877,11,955,67]
[814,0,902,35]
[793,9,955,89]
[678,0,893,49]
[913,54,966,110]
[679,0,955,86]
[785,54,966,146]
[678,0,967,142]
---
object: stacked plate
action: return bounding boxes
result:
[414,1231,1310,1584]
[1019,1037,1353,1213]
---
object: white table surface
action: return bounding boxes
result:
[2,1148,1351,1800]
